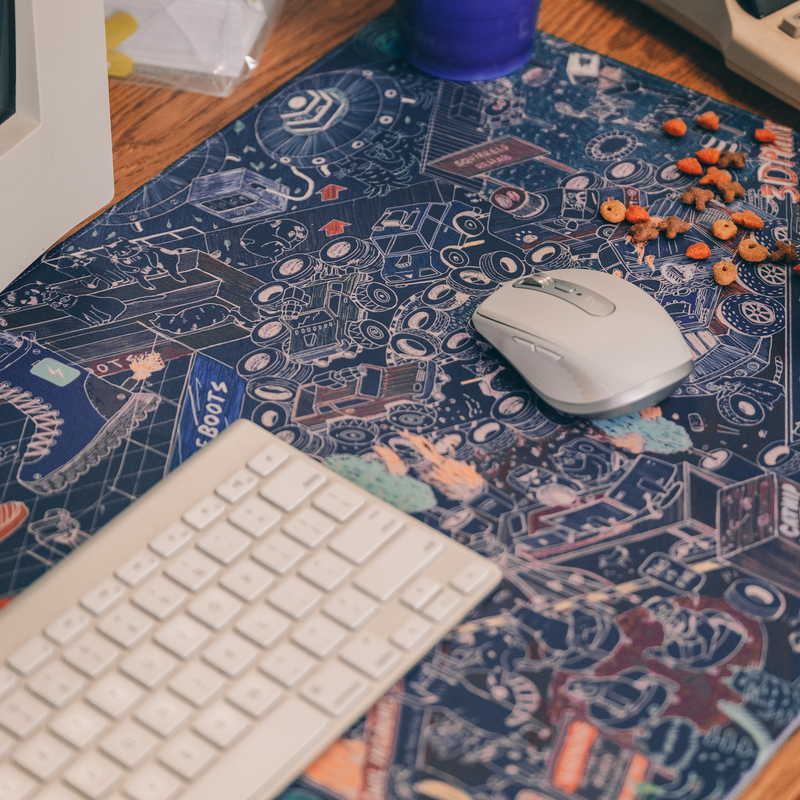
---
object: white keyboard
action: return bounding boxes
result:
[0,420,502,800]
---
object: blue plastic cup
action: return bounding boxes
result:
[396,0,539,81]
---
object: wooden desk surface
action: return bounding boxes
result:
[100,3,800,799]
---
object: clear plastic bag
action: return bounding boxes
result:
[104,0,287,97]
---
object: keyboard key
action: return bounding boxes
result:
[197,522,250,565]
[64,633,120,679]
[0,667,17,700]
[80,579,126,617]
[312,483,364,521]
[390,615,432,651]
[227,497,281,539]
[259,461,326,511]
[44,608,91,646]
[281,508,335,548]
[114,551,160,587]
[154,615,209,660]
[85,673,143,720]
[0,763,37,800]
[354,528,443,602]
[100,720,157,769]
[27,661,86,708]
[49,703,108,750]
[149,523,193,559]
[226,673,282,719]
[202,632,257,678]
[291,616,346,659]
[122,763,182,800]
[251,534,305,575]
[300,661,368,717]
[63,751,123,799]
[134,691,192,738]
[159,732,216,780]
[260,644,315,688]
[299,551,351,592]
[450,563,492,594]
[328,506,402,564]
[164,550,219,592]
[267,578,321,619]
[13,732,73,780]
[7,635,55,676]
[219,560,273,602]
[0,690,50,738]
[215,468,258,503]
[322,587,377,630]
[401,576,441,610]
[422,588,461,622]
[168,663,224,708]
[187,587,242,630]
[340,634,399,679]
[192,702,249,749]
[182,495,227,531]
[234,605,289,649]
[181,699,328,800]
[132,577,187,621]
[246,444,288,477]
[120,644,177,689]
[0,730,12,759]
[97,604,154,649]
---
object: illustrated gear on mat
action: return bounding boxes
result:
[0,332,160,494]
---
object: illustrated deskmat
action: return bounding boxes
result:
[0,14,799,800]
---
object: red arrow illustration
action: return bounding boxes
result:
[320,220,350,236]
[318,184,347,201]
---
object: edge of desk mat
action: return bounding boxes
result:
[1,13,799,800]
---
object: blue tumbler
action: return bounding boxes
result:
[396,0,538,81]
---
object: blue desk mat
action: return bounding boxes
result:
[2,15,799,800]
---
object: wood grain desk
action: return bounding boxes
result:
[94,3,800,800]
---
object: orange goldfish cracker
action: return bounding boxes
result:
[662,118,687,137]
[677,157,703,175]
[730,210,764,229]
[625,204,650,223]
[686,242,711,260]
[696,111,720,131]
[695,147,721,165]
[754,128,777,143]
[713,260,737,285]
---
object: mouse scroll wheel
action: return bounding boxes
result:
[523,275,555,288]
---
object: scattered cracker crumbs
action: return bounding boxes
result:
[663,118,687,137]
[681,187,714,210]
[738,238,769,262]
[677,157,703,175]
[656,216,690,239]
[772,241,798,263]
[599,198,626,223]
[713,260,737,285]
[718,151,746,169]
[695,148,721,165]
[625,205,650,223]
[755,128,777,143]
[696,111,720,131]
[686,242,711,260]
[731,210,764,229]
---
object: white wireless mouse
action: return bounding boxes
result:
[472,269,694,418]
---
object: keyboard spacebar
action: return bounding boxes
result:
[182,697,330,800]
